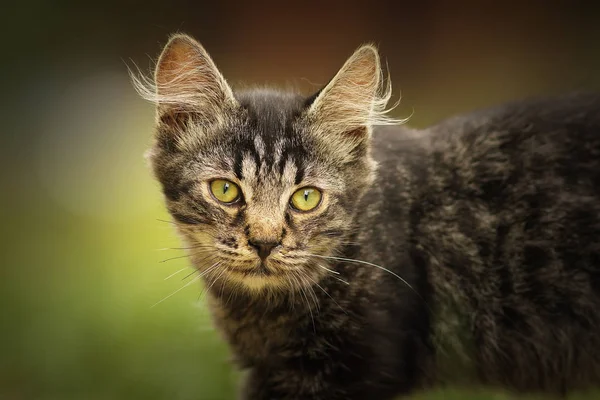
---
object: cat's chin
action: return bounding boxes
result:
[218,261,319,293]
[229,272,287,292]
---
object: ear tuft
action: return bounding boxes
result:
[308,44,403,137]
[131,33,237,125]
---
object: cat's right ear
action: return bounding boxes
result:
[134,34,238,131]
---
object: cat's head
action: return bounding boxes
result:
[134,34,395,294]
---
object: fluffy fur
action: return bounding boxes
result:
[134,34,600,399]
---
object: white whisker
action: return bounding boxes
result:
[317,264,340,275]
[204,263,227,293]
[331,275,350,286]
[308,275,348,316]
[310,254,414,291]
[151,276,202,308]
[164,267,189,280]
[156,245,215,251]
[292,272,316,333]
[159,249,214,263]
[315,263,350,285]
[152,260,223,308]
[285,275,296,310]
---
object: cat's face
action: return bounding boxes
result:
[136,34,391,293]
[152,91,373,291]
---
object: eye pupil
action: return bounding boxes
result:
[290,187,321,212]
[210,179,240,205]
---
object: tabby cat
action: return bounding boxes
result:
[133,34,600,399]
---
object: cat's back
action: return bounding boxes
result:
[374,93,600,393]
[416,92,600,237]
[428,91,600,175]
[375,91,600,187]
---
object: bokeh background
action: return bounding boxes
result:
[2,1,600,399]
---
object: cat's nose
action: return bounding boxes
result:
[248,240,280,260]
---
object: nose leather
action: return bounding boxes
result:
[248,240,279,260]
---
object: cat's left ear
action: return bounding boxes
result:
[307,44,389,151]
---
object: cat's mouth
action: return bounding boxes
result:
[216,258,279,278]
[209,255,321,292]
[238,261,275,277]
[218,260,293,291]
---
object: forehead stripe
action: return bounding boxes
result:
[294,162,305,185]
[233,150,244,179]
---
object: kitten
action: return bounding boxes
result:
[133,34,600,399]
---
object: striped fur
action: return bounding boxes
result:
[134,34,600,399]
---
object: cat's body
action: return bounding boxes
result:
[134,34,600,399]
[210,92,600,399]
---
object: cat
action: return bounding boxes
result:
[133,33,600,399]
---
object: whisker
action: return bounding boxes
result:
[317,264,340,275]
[224,279,242,309]
[197,262,222,279]
[164,267,189,280]
[315,263,349,285]
[219,269,230,302]
[308,282,320,311]
[160,253,194,263]
[285,275,296,311]
[301,285,316,334]
[310,254,414,291]
[330,275,350,286]
[177,256,219,281]
[174,255,218,281]
[204,263,226,293]
[291,272,316,333]
[153,261,222,308]
[309,254,431,310]
[182,268,199,281]
[159,249,214,263]
[299,271,320,312]
[151,276,202,308]
[307,275,348,315]
[196,262,226,301]
[157,245,216,251]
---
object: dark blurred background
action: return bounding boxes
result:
[2,1,600,399]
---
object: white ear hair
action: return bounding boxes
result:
[308,44,405,134]
[130,34,237,118]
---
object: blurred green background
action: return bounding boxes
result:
[2,1,600,399]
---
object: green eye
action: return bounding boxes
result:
[210,179,241,204]
[290,187,322,212]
